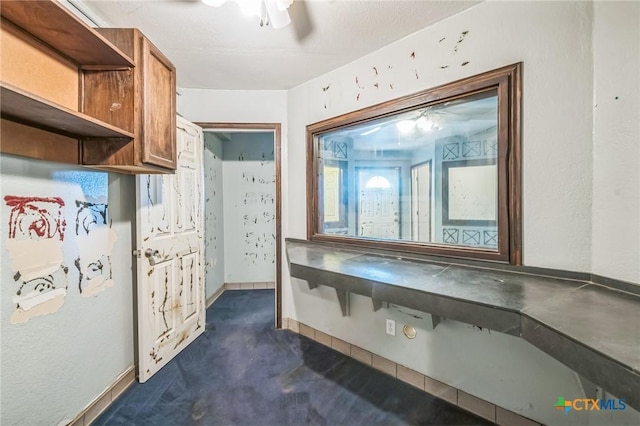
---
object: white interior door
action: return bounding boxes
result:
[411,162,431,241]
[356,168,400,239]
[136,116,205,382]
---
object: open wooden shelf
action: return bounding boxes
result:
[1,1,176,174]
[0,0,134,69]
[1,82,134,139]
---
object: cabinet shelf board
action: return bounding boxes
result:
[0,0,134,68]
[1,83,134,139]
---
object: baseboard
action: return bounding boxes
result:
[67,365,136,426]
[206,285,226,308]
[282,318,541,426]
[67,288,277,426]
[224,281,275,290]
[207,283,275,307]
[590,273,640,297]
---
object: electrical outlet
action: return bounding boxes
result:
[386,319,396,336]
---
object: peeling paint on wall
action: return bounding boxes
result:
[3,187,119,323]
[75,201,117,297]
[5,238,64,282]
[204,133,225,299]
[222,133,276,283]
[5,196,66,240]
[5,196,66,280]
[314,30,479,111]
[4,196,68,323]
[10,266,69,324]
[453,30,469,54]
[237,175,276,267]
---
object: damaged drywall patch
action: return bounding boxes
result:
[5,196,66,279]
[5,196,66,240]
[75,200,117,297]
[10,292,66,324]
[6,239,64,282]
[3,183,120,323]
[4,196,68,323]
[11,267,69,324]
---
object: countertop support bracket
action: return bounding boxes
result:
[372,298,384,312]
[336,289,350,317]
[430,314,442,329]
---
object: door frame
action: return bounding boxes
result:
[196,122,283,329]
[410,160,432,241]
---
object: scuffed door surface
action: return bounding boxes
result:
[136,117,205,382]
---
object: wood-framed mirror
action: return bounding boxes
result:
[306,63,522,264]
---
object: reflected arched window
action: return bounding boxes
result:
[365,176,391,189]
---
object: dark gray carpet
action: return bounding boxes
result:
[95,290,490,425]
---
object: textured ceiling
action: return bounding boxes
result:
[80,0,481,90]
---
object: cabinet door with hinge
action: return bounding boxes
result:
[141,36,176,170]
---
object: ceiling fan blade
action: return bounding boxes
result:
[289,0,313,41]
[266,0,291,29]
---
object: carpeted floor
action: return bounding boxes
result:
[95,290,490,425]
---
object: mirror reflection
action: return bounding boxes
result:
[317,89,499,249]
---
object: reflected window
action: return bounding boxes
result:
[320,161,348,233]
[365,176,391,189]
[307,64,522,263]
[323,165,341,222]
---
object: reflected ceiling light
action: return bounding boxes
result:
[397,112,441,134]
[396,120,416,133]
[360,126,381,136]
[416,116,433,131]
[203,0,293,29]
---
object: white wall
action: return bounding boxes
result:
[287,0,594,270]
[284,2,639,425]
[591,1,640,284]
[0,155,134,425]
[180,89,287,124]
[181,89,287,284]
[203,133,225,299]
[222,133,276,283]
[179,4,639,424]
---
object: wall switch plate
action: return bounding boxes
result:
[386,319,396,336]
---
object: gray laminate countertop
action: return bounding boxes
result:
[286,239,640,410]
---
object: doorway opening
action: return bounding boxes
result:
[197,123,282,328]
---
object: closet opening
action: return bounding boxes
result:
[198,123,282,328]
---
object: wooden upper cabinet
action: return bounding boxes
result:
[0,1,176,174]
[140,37,177,170]
[81,29,177,173]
